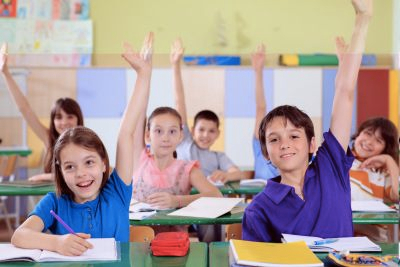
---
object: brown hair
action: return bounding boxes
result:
[44,98,84,173]
[147,107,182,158]
[52,126,109,197]
[351,117,399,163]
[259,105,315,160]
[194,110,219,128]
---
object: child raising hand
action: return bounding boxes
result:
[11,33,153,256]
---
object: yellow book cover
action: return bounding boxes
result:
[229,239,323,267]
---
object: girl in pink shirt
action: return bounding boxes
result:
[124,35,221,218]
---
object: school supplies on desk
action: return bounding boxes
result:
[239,178,267,187]
[327,252,399,267]
[50,210,76,234]
[168,197,244,219]
[282,234,381,252]
[229,239,323,267]
[129,200,158,220]
[151,232,190,256]
[351,201,397,212]
[0,238,118,262]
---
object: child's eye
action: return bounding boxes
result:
[291,135,299,139]
[63,165,74,171]
[86,160,94,166]
[268,138,277,143]
[170,129,177,134]
[155,129,162,134]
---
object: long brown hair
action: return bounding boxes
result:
[147,107,182,158]
[44,98,84,173]
[52,126,109,197]
[351,117,399,163]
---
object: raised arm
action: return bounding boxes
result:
[171,38,188,125]
[118,32,154,185]
[252,44,267,139]
[330,0,372,150]
[0,43,49,147]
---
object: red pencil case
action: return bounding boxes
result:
[150,232,190,256]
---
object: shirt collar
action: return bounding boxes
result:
[264,176,292,204]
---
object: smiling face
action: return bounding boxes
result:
[53,108,79,135]
[146,113,183,158]
[354,128,385,159]
[59,143,106,203]
[264,116,315,173]
[191,119,220,149]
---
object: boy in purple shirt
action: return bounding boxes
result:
[243,0,372,242]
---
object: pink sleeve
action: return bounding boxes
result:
[184,160,201,175]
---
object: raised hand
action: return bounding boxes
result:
[335,36,348,63]
[0,43,8,72]
[251,43,265,72]
[352,0,373,18]
[55,233,93,256]
[170,38,184,65]
[122,32,154,73]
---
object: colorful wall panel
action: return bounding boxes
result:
[357,69,390,127]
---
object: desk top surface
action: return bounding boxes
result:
[130,209,243,226]
[0,242,207,267]
[0,184,55,196]
[209,242,399,267]
[0,146,32,156]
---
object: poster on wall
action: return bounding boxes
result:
[0,18,92,66]
[17,0,89,20]
[0,0,17,17]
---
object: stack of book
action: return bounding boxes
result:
[229,239,323,267]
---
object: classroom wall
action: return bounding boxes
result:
[2,67,397,170]
[90,0,394,66]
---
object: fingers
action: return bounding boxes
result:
[141,32,154,61]
[0,43,7,55]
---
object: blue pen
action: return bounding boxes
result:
[50,210,76,235]
[314,238,338,246]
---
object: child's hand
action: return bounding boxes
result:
[0,43,8,72]
[147,192,175,209]
[335,36,348,63]
[251,43,265,72]
[122,32,153,73]
[209,170,229,184]
[55,233,93,256]
[351,0,373,18]
[170,38,184,65]
[360,154,399,175]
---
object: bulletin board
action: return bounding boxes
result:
[0,0,92,67]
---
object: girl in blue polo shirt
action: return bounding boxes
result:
[243,0,372,242]
[11,32,154,256]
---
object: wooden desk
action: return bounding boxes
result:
[191,184,236,195]
[209,242,399,267]
[0,242,208,267]
[0,146,32,228]
[130,209,243,226]
[352,212,399,225]
[0,184,54,196]
[0,146,32,157]
[228,181,264,195]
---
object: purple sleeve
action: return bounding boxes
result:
[242,207,272,242]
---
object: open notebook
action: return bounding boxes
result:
[0,238,118,262]
[168,197,244,218]
[351,200,397,212]
[282,234,381,252]
[239,178,267,187]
